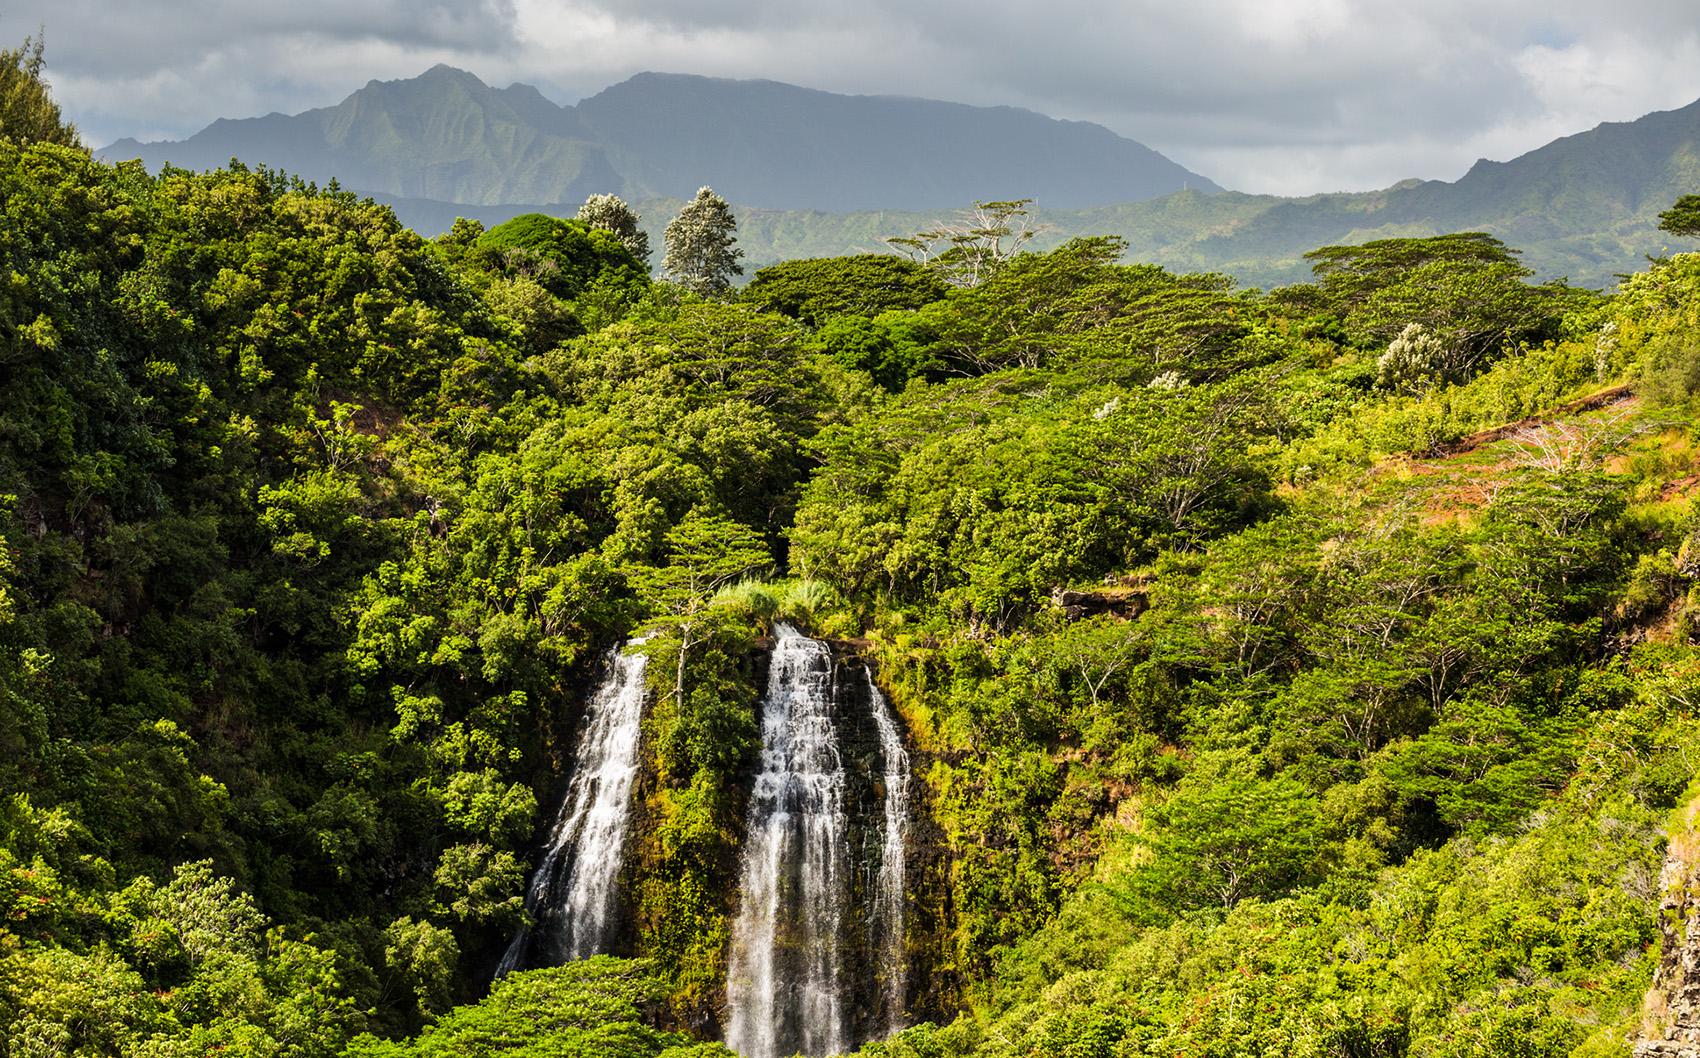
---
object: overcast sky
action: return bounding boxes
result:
[12,0,1700,196]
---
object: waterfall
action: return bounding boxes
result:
[725,624,852,1058]
[867,669,910,1033]
[496,637,649,977]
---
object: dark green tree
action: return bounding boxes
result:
[744,254,948,326]
[475,212,645,300]
[810,312,943,391]
[1659,194,1700,238]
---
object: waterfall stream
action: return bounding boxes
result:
[726,624,852,1058]
[496,637,649,976]
[867,669,910,1034]
[726,625,913,1058]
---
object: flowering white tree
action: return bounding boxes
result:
[1377,322,1455,394]
[662,186,742,296]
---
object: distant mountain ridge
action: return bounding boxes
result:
[100,71,1700,289]
[100,65,1221,211]
[1169,95,1700,285]
[699,94,1700,289]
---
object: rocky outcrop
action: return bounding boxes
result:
[1050,576,1151,621]
[1637,794,1700,1058]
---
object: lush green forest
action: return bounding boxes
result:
[5,43,1700,1058]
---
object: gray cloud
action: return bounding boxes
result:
[14,0,1700,194]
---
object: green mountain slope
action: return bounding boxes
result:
[1174,96,1700,287]
[101,65,622,205]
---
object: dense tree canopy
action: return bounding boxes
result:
[474,212,647,300]
[1301,233,1586,377]
[346,959,730,1058]
[743,255,949,326]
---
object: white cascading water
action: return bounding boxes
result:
[496,637,649,977]
[725,624,851,1058]
[866,668,910,1034]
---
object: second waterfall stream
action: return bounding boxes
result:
[725,623,911,1058]
[496,637,649,975]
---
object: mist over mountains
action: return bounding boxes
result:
[98,66,1700,288]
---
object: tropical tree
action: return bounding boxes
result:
[343,958,727,1058]
[474,212,645,299]
[0,34,79,148]
[663,187,743,296]
[1659,194,1700,238]
[887,198,1042,287]
[630,509,771,709]
[743,254,949,326]
[1125,765,1323,912]
[1377,321,1456,393]
[1301,233,1575,384]
[578,192,651,265]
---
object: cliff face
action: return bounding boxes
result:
[1638,794,1700,1058]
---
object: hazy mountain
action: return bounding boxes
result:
[103,66,621,206]
[101,69,1700,289]
[571,72,1220,209]
[687,94,1700,289]
[100,65,1220,211]
[368,86,1700,290]
[1163,94,1700,286]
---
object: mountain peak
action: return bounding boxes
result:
[359,64,489,97]
[416,63,484,84]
